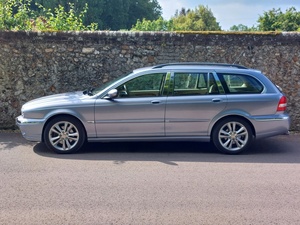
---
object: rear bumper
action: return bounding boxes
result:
[252,113,290,139]
[16,115,44,142]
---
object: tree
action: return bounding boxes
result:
[0,0,33,30]
[230,24,258,31]
[172,5,221,31]
[257,7,300,31]
[126,0,161,29]
[131,17,174,31]
[174,7,190,17]
[30,0,162,30]
[35,2,98,31]
[0,0,97,31]
[132,5,221,31]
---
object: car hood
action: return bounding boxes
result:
[22,91,89,111]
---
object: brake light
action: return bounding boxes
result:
[277,96,287,112]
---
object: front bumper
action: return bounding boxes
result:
[16,115,44,142]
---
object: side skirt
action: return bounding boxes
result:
[88,136,211,143]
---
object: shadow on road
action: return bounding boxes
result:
[32,134,300,164]
[0,132,35,150]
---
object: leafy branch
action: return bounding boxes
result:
[0,0,98,31]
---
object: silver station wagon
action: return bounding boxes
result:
[16,63,290,154]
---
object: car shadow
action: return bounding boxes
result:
[0,131,35,150]
[33,134,300,165]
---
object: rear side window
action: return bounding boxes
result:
[173,73,219,96]
[219,74,264,94]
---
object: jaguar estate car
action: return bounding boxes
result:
[16,63,290,154]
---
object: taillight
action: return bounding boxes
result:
[277,96,287,112]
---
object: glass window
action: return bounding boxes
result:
[220,74,264,94]
[116,73,165,98]
[173,73,219,96]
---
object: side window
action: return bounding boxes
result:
[220,74,264,94]
[116,73,165,98]
[173,73,219,96]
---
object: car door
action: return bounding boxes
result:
[94,73,167,137]
[165,72,227,136]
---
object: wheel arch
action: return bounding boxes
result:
[210,115,256,140]
[42,113,87,143]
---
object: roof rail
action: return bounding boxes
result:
[152,62,248,69]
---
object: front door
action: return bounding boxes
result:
[95,73,167,137]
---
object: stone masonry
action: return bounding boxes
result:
[0,31,299,130]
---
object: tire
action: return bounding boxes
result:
[43,116,86,154]
[212,117,254,154]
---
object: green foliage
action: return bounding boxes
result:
[34,2,97,31]
[132,4,221,31]
[0,0,33,30]
[30,0,162,30]
[172,5,221,31]
[0,0,97,31]
[230,24,258,32]
[131,17,174,31]
[258,7,300,31]
[2,1,298,32]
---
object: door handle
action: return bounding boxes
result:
[151,100,161,104]
[212,98,222,103]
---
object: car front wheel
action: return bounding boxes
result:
[212,117,254,154]
[43,116,86,154]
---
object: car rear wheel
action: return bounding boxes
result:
[44,116,86,154]
[212,117,253,154]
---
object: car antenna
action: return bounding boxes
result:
[233,45,254,64]
[232,50,245,65]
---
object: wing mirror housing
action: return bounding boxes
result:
[104,89,118,99]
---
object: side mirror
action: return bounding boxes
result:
[104,89,118,99]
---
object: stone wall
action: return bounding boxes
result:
[0,31,299,130]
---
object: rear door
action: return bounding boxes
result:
[165,71,227,136]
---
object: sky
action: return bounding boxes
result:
[157,0,300,30]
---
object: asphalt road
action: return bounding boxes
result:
[0,131,300,225]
